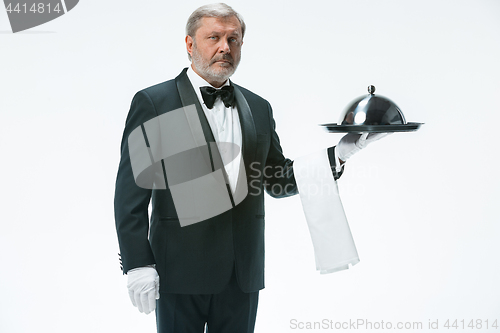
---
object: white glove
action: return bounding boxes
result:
[336,132,390,163]
[127,266,160,314]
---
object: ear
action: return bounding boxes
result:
[186,35,194,57]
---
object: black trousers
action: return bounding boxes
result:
[156,268,259,333]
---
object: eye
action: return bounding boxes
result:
[209,36,218,40]
[230,37,241,45]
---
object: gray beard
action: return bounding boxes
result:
[191,45,240,84]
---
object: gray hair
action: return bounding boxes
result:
[186,3,246,60]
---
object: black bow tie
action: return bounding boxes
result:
[200,85,235,109]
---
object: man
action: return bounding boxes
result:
[114,3,384,332]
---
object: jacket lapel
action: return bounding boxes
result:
[175,68,238,205]
[174,68,258,201]
[175,68,216,144]
[232,83,257,193]
[175,68,222,175]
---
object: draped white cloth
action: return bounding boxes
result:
[294,149,360,274]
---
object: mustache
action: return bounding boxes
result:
[210,54,234,65]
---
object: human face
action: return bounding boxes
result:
[186,16,243,87]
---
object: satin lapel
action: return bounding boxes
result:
[232,84,257,185]
[175,68,216,144]
[175,68,233,199]
[175,68,217,173]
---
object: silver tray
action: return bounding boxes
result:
[321,122,423,133]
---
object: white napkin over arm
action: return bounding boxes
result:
[294,149,359,274]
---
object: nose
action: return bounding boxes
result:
[219,39,230,54]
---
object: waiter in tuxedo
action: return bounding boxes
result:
[114,3,384,333]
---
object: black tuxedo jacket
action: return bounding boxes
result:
[114,68,339,294]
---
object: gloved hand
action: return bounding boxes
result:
[127,266,160,314]
[336,132,390,163]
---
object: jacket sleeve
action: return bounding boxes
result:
[261,101,297,198]
[114,91,158,274]
[263,102,343,198]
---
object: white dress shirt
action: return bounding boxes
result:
[186,66,243,194]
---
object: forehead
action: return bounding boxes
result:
[195,16,242,36]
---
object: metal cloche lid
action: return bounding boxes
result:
[321,85,422,133]
[340,85,406,126]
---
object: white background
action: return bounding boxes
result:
[1,0,499,332]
